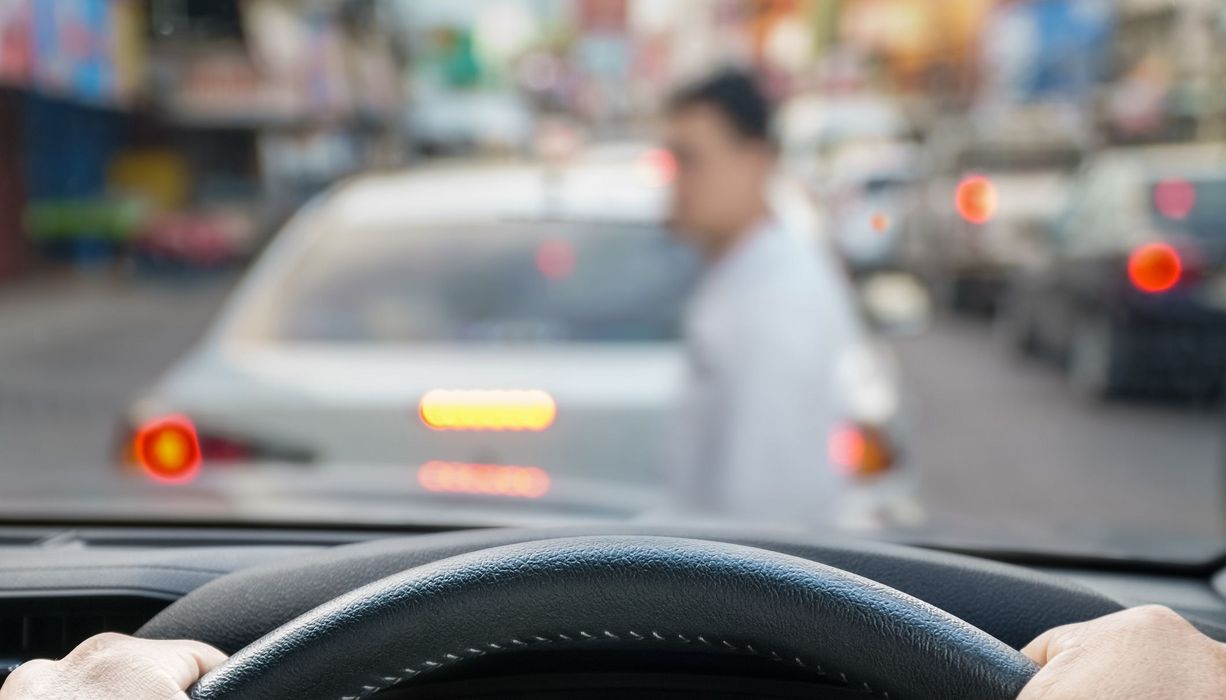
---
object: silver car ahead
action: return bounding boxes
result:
[120,157,918,529]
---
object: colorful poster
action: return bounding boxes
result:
[0,0,30,87]
[983,0,1112,101]
[28,0,142,106]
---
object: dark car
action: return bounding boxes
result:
[998,144,1226,398]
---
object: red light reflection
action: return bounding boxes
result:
[417,461,551,499]
[1153,179,1196,220]
[536,239,575,281]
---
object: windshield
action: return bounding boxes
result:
[1,0,1224,565]
[271,222,698,344]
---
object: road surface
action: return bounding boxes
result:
[896,316,1225,560]
[0,273,235,471]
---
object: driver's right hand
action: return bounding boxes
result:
[1018,605,1226,699]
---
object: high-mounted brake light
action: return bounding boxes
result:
[1128,242,1182,294]
[419,389,557,431]
[132,415,202,483]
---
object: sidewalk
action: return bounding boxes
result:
[0,271,238,471]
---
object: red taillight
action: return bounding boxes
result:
[132,415,202,483]
[1128,242,1183,294]
[955,175,998,225]
[828,424,894,479]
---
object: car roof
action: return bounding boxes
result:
[323,159,668,230]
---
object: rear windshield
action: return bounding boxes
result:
[271,221,699,344]
[1150,179,1226,240]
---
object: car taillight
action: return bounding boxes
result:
[419,389,557,432]
[828,424,895,479]
[121,417,313,477]
[1128,242,1183,294]
[955,174,998,225]
[131,415,202,483]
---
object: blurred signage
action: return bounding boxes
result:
[841,0,995,86]
[0,0,30,86]
[580,0,627,34]
[982,0,1112,102]
[29,0,144,106]
[163,43,300,126]
[162,0,362,127]
[0,0,143,105]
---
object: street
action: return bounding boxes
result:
[1,276,1222,559]
[0,273,236,472]
[897,317,1225,560]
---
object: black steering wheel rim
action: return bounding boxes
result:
[188,535,1037,700]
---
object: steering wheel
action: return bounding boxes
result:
[187,536,1036,699]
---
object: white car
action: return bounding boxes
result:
[120,155,919,529]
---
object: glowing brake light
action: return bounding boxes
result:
[828,424,894,479]
[1128,242,1182,294]
[419,390,557,431]
[955,175,998,225]
[417,461,551,499]
[132,415,202,483]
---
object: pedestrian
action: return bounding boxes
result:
[662,69,860,528]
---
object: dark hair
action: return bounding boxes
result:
[668,69,774,145]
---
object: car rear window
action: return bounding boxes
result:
[1150,178,1226,241]
[270,221,699,344]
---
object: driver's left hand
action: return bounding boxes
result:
[0,632,227,700]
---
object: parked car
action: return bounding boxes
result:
[997,144,1226,399]
[118,155,920,529]
[822,140,920,275]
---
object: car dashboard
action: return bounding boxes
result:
[2,524,1225,698]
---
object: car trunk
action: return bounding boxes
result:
[154,343,685,502]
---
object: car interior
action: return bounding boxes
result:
[3,523,1226,699]
[3,1,1226,699]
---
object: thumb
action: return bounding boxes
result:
[135,638,229,691]
[1020,622,1078,666]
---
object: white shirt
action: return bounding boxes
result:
[669,218,860,529]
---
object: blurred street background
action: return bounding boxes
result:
[0,0,1223,554]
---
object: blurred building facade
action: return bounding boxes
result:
[0,0,405,280]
